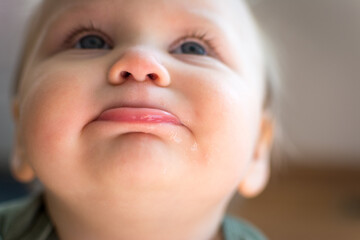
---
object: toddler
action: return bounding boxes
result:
[0,0,277,239]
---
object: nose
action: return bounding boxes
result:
[108,48,171,87]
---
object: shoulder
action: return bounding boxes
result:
[222,215,267,240]
[0,193,52,240]
[0,195,40,232]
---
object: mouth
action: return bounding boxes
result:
[95,107,182,125]
[85,102,191,143]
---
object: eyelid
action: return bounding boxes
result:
[169,32,220,58]
[62,25,221,59]
[64,24,113,49]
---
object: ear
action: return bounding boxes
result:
[10,97,35,183]
[238,112,274,198]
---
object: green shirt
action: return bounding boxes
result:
[0,194,266,240]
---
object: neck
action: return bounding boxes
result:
[44,191,228,240]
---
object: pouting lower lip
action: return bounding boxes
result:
[96,107,182,125]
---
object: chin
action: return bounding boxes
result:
[85,134,186,190]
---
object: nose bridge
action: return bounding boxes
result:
[108,47,170,87]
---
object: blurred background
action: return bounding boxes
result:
[0,0,359,239]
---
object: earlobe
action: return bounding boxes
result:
[11,145,36,183]
[11,98,35,183]
[238,113,274,198]
[238,157,269,198]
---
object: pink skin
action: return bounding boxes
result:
[12,0,271,239]
[96,107,182,124]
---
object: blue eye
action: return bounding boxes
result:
[173,41,207,55]
[75,35,110,49]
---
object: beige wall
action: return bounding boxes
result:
[252,0,360,166]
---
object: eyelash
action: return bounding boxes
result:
[170,31,219,56]
[63,23,219,56]
[63,22,112,48]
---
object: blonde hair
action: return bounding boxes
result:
[12,2,45,97]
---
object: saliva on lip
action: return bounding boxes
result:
[191,142,198,152]
[170,131,182,143]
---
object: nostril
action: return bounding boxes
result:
[120,71,131,79]
[147,73,158,81]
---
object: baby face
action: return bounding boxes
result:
[13,0,269,205]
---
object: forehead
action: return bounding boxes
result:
[42,0,246,13]
[39,0,252,31]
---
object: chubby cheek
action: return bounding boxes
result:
[18,64,98,184]
[179,68,263,194]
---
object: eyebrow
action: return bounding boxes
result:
[185,8,230,31]
[43,3,101,29]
